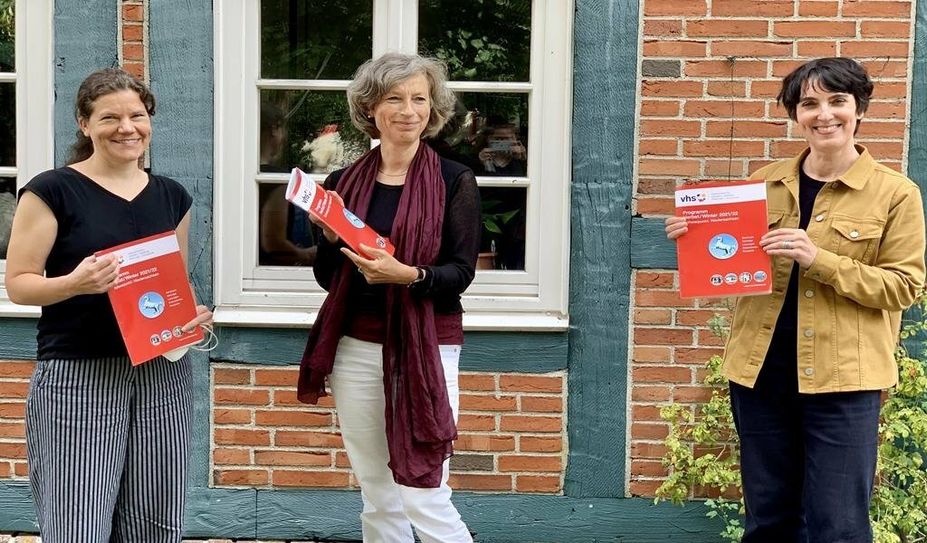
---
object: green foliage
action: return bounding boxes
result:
[656,299,927,543]
[481,199,519,235]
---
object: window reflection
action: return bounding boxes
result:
[426,92,528,177]
[418,0,530,82]
[0,0,12,72]
[477,186,526,271]
[0,83,14,167]
[261,0,372,80]
[257,182,317,267]
[0,177,15,260]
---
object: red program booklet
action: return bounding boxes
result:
[96,231,204,365]
[285,167,396,257]
[675,180,773,299]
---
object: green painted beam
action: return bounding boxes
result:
[0,482,36,533]
[0,319,37,360]
[912,0,927,196]
[212,328,568,372]
[565,0,639,498]
[631,217,677,270]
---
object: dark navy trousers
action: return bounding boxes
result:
[730,375,881,543]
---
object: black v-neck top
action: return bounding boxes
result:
[19,167,192,360]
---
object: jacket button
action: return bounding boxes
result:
[804,367,814,376]
[804,289,814,298]
[850,230,860,239]
[803,329,814,338]
[815,214,825,222]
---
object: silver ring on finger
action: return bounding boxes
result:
[783,240,791,250]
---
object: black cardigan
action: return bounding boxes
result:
[312,157,481,316]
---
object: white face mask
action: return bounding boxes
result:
[161,324,219,362]
[162,346,189,362]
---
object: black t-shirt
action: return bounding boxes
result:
[19,167,193,360]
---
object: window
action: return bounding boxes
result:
[215,0,572,329]
[0,0,54,316]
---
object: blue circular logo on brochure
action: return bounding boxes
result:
[138,292,165,319]
[342,208,366,229]
[708,234,739,260]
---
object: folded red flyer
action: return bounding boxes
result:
[96,231,204,365]
[285,167,395,257]
[675,180,772,299]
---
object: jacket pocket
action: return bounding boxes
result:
[829,217,884,264]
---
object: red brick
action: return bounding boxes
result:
[0,421,24,438]
[457,414,497,431]
[255,410,332,427]
[272,470,350,488]
[775,20,858,38]
[632,386,672,402]
[122,23,143,42]
[697,329,726,346]
[643,0,707,17]
[771,60,808,78]
[875,82,908,98]
[214,388,269,406]
[674,347,724,364]
[0,462,9,477]
[629,479,664,496]
[861,60,908,79]
[639,139,678,156]
[686,20,769,38]
[634,309,672,325]
[0,382,29,399]
[704,160,746,178]
[636,271,676,288]
[12,461,27,476]
[706,81,746,97]
[499,415,562,433]
[675,309,716,326]
[631,422,670,440]
[856,121,906,137]
[515,475,562,493]
[635,289,694,309]
[643,19,683,37]
[272,389,335,407]
[335,451,352,469]
[213,408,252,425]
[633,366,693,384]
[631,459,669,477]
[639,157,702,176]
[214,428,271,447]
[122,43,144,61]
[275,431,344,448]
[636,178,676,196]
[771,140,809,158]
[448,473,512,491]
[842,1,911,17]
[841,40,909,58]
[712,41,793,57]
[123,4,144,22]
[0,403,25,418]
[254,450,331,467]
[751,79,783,98]
[798,1,838,16]
[455,434,515,452]
[674,385,716,403]
[520,396,563,413]
[707,120,787,138]
[641,80,704,98]
[860,21,910,39]
[636,198,675,215]
[213,448,252,465]
[122,62,145,79]
[861,141,904,160]
[0,361,34,378]
[640,120,702,137]
[633,328,694,346]
[683,100,765,118]
[798,41,838,57]
[640,99,681,117]
[631,404,663,422]
[864,102,907,119]
[683,140,765,157]
[0,442,25,459]
[254,368,296,386]
[632,346,672,364]
[459,394,517,412]
[215,469,269,486]
[631,441,668,459]
[459,374,496,391]
[643,40,707,58]
[498,455,562,473]
[712,0,793,16]
[214,368,251,385]
[519,436,563,453]
[499,375,562,393]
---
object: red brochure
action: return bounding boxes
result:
[285,167,395,257]
[96,231,204,365]
[675,180,772,299]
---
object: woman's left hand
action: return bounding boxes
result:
[341,244,418,285]
[182,304,214,333]
[760,228,818,268]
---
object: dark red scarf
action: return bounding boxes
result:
[297,143,457,488]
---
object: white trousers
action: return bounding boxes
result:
[329,336,473,543]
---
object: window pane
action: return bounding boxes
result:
[0,82,14,167]
[260,89,368,174]
[257,182,318,267]
[427,92,528,177]
[0,177,15,260]
[418,0,530,82]
[477,186,525,271]
[0,0,12,72]
[261,0,372,80]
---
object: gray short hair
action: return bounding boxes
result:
[346,52,456,139]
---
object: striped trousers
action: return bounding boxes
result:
[25,355,194,543]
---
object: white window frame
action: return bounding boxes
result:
[0,0,55,317]
[214,0,572,330]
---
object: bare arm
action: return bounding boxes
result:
[175,209,213,331]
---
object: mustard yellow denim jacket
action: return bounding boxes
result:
[723,146,926,393]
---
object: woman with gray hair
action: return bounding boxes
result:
[297,52,479,542]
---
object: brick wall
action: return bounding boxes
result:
[0,361,30,480]
[212,366,567,494]
[630,0,916,496]
[120,0,146,80]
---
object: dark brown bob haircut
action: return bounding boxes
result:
[777,57,873,129]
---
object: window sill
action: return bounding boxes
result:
[0,302,40,319]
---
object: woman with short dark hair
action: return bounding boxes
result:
[667,57,925,542]
[297,52,479,542]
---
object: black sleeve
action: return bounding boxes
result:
[411,168,480,298]
[312,170,347,291]
[19,170,65,217]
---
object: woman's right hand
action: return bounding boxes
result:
[66,254,119,295]
[308,190,343,243]
[665,216,688,240]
